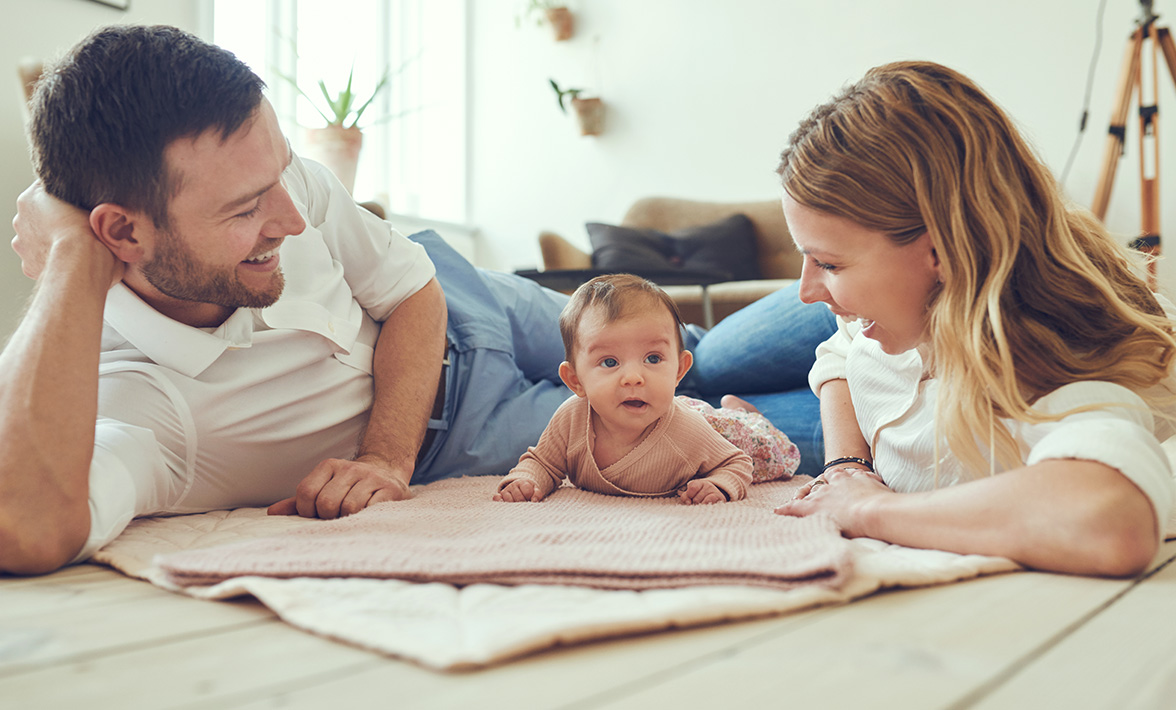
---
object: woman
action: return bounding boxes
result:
[770,61,1176,577]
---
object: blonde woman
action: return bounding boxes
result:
[772,61,1176,577]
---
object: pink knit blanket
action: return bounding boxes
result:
[156,476,853,591]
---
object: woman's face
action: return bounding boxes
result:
[785,195,941,355]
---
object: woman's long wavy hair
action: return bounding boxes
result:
[778,60,1176,473]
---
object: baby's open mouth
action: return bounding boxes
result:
[622,399,648,410]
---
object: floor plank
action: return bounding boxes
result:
[0,571,161,621]
[968,553,1176,709]
[214,606,832,710]
[0,572,275,675]
[0,621,378,709]
[0,564,110,587]
[574,571,1136,710]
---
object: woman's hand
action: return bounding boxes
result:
[775,465,888,536]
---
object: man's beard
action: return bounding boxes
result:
[141,231,285,310]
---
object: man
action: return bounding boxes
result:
[1,25,570,574]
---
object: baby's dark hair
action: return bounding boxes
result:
[558,273,685,360]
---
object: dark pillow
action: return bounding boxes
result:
[586,214,761,281]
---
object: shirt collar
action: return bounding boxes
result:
[104,283,257,378]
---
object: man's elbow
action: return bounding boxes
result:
[0,510,88,576]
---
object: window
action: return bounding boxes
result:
[212,0,467,223]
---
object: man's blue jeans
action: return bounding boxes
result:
[410,231,572,484]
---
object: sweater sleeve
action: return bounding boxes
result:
[672,406,753,501]
[1021,380,1174,541]
[498,398,576,499]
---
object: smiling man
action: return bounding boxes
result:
[0,25,571,574]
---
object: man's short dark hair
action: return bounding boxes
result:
[29,24,266,227]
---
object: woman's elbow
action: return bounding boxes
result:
[1078,483,1161,577]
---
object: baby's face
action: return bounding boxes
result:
[567,304,689,438]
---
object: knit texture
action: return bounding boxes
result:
[501,396,754,501]
[156,476,853,591]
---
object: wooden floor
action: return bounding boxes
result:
[3,541,1176,709]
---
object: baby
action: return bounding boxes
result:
[494,273,798,505]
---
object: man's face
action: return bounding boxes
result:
[132,100,306,326]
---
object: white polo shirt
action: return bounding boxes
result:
[79,155,435,560]
[809,310,1176,539]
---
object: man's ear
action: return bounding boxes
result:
[558,361,586,397]
[676,349,694,385]
[89,203,149,264]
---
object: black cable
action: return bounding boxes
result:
[1061,0,1110,187]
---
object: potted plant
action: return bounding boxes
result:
[550,79,604,136]
[518,0,574,41]
[283,65,391,194]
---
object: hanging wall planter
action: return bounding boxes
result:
[550,78,605,136]
[518,1,575,42]
[545,6,574,41]
[570,96,604,136]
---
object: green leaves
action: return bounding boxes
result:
[280,63,393,129]
[549,78,584,114]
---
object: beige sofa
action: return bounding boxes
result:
[537,197,800,326]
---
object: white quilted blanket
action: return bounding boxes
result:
[92,475,1023,671]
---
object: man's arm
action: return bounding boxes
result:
[269,277,447,518]
[0,184,123,574]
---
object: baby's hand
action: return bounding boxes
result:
[679,479,726,505]
[494,479,541,502]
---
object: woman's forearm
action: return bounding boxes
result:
[818,379,872,466]
[855,459,1158,576]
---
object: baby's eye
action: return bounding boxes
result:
[601,357,618,368]
[645,354,663,364]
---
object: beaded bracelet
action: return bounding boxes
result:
[822,456,873,472]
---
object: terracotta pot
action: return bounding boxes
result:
[545,7,574,41]
[304,125,363,194]
[571,96,604,136]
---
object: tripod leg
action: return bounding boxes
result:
[1137,25,1161,287]
[1093,28,1144,220]
[1157,27,1176,80]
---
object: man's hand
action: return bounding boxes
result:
[11,182,121,284]
[679,479,726,505]
[493,478,541,502]
[267,454,413,518]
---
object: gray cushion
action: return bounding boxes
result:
[586,214,761,281]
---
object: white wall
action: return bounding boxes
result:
[3,0,1174,342]
[468,0,1176,297]
[0,0,203,341]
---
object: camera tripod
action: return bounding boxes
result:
[1091,0,1176,287]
